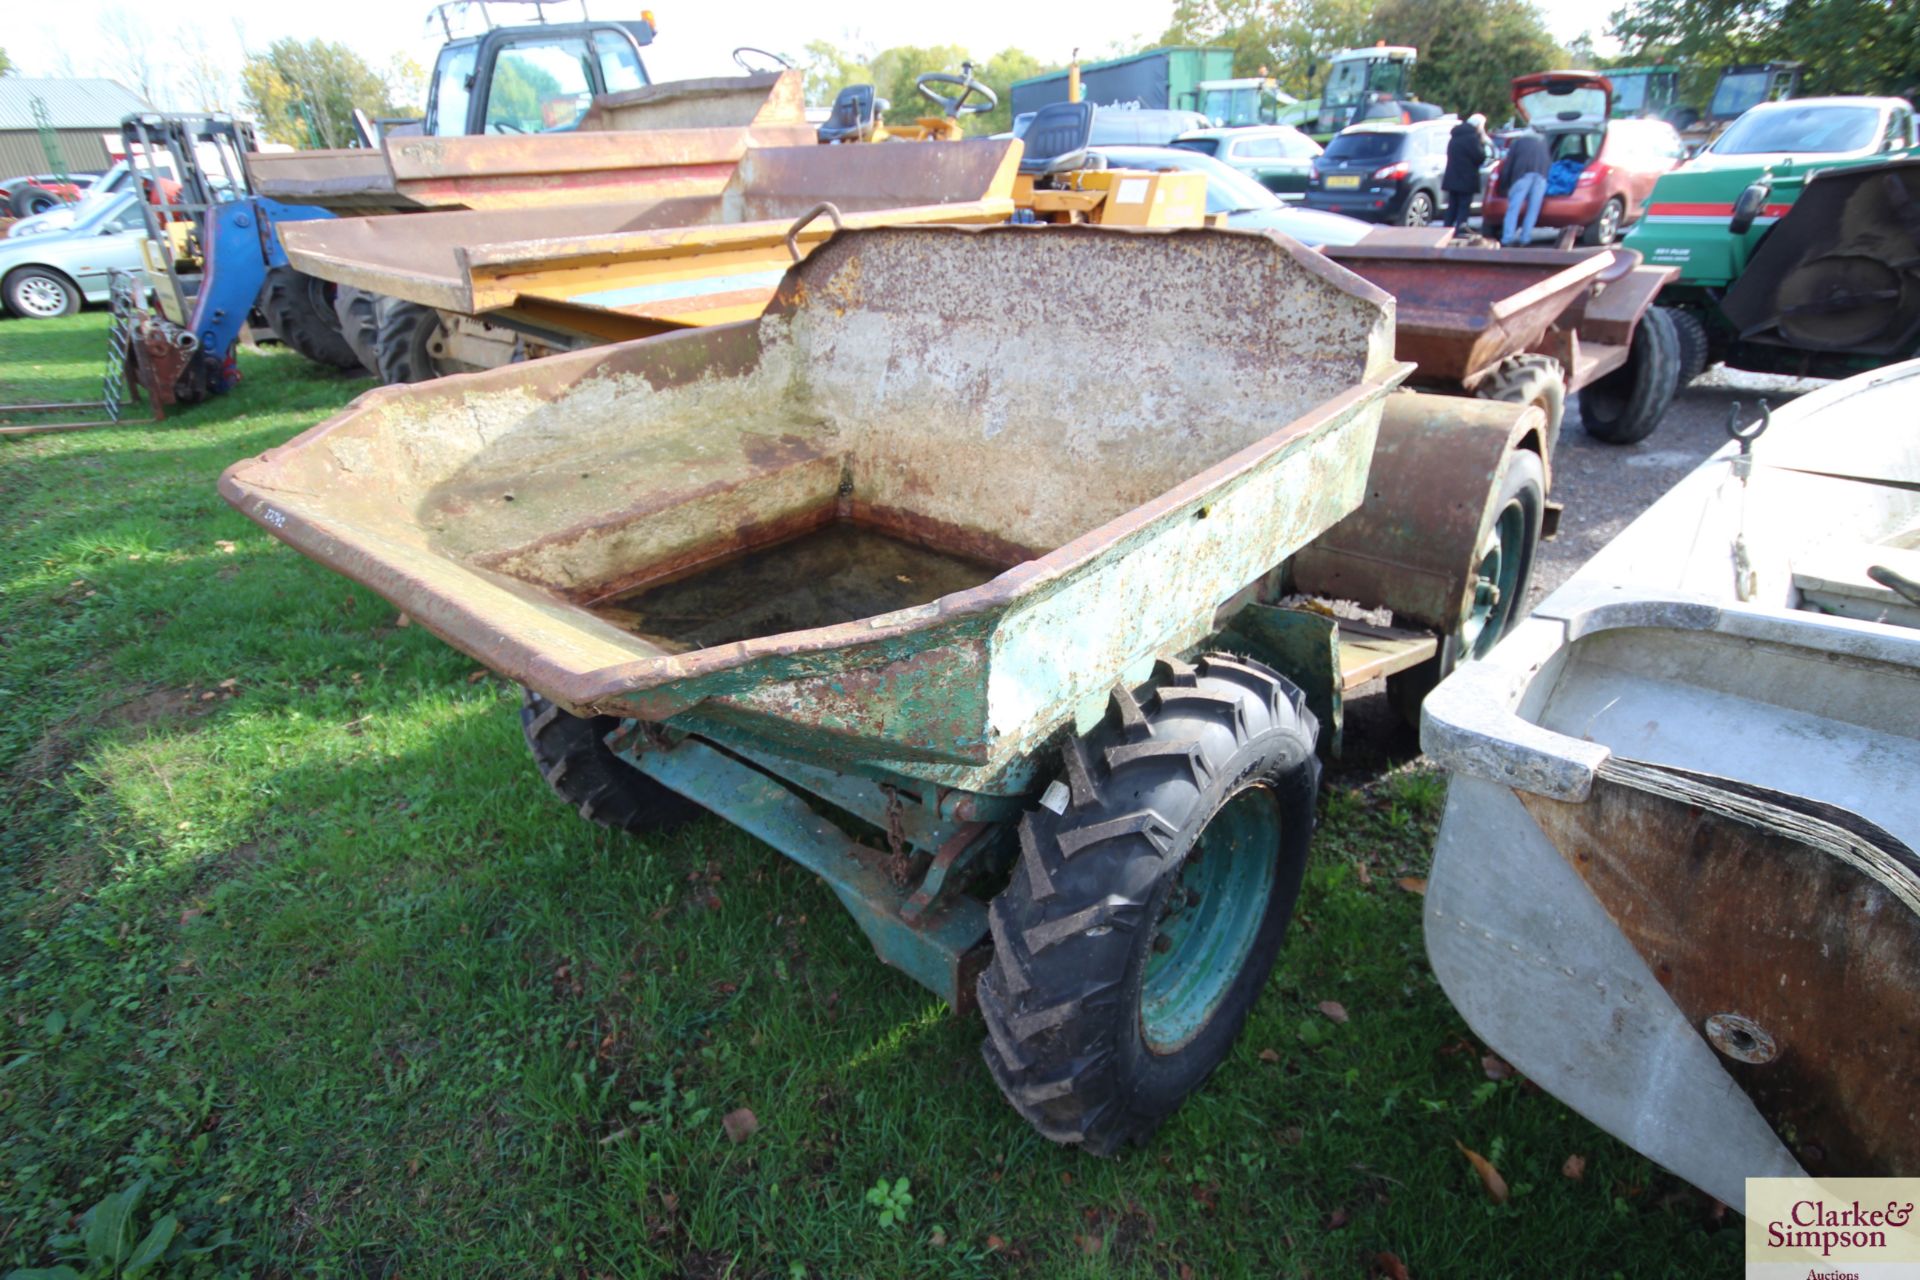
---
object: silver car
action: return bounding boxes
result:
[0,191,148,319]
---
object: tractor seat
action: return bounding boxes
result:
[1019,101,1096,176]
[818,84,878,144]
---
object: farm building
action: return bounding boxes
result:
[0,78,151,177]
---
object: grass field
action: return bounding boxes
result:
[0,314,1742,1278]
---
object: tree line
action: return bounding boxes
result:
[9,0,1915,152]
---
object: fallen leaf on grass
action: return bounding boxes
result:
[214,540,235,554]
[1562,1154,1587,1181]
[1481,1053,1513,1081]
[927,1226,947,1248]
[1395,876,1428,896]
[985,1235,1005,1252]
[1275,1125,1304,1147]
[1317,1000,1350,1025]
[722,1108,758,1143]
[1325,1206,1350,1230]
[1354,862,1374,887]
[1371,1252,1411,1280]
[1259,1048,1281,1063]
[395,612,411,627]
[1076,1234,1104,1255]
[467,669,488,683]
[1454,1140,1509,1204]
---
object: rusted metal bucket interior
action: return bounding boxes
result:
[1324,244,1612,382]
[278,141,1020,314]
[226,226,1398,705]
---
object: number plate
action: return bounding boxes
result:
[1326,175,1361,190]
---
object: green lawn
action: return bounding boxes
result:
[0,313,1741,1278]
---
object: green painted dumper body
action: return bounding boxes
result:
[221,224,1474,1007]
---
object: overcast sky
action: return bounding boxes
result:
[8,0,1614,112]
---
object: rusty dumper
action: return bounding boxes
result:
[222,225,1551,1150]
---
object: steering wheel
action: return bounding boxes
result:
[917,63,998,116]
[733,47,793,74]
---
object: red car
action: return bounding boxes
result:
[1482,71,1687,244]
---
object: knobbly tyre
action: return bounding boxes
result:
[221,224,1549,1151]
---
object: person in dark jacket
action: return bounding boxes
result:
[1442,113,1488,231]
[1499,128,1552,246]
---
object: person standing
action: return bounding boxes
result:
[1443,113,1488,231]
[1499,128,1551,246]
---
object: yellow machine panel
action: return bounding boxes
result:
[1077,170,1207,228]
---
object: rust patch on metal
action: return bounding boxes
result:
[1520,761,1920,1176]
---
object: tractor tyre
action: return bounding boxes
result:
[13,187,59,217]
[1474,354,1567,456]
[333,285,382,375]
[1578,304,1679,445]
[1668,306,1710,387]
[519,688,701,835]
[1385,447,1545,728]
[259,266,361,370]
[373,296,477,384]
[978,655,1320,1155]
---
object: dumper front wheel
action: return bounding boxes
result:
[978,655,1319,1155]
[519,688,700,835]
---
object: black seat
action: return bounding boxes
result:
[817,84,878,144]
[1018,101,1096,175]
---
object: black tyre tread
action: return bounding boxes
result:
[372,296,445,384]
[518,687,699,835]
[979,655,1320,1155]
[333,285,382,375]
[1669,306,1710,387]
[1579,304,1680,445]
[259,267,361,370]
[1475,353,1567,450]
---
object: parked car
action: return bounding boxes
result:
[1012,109,1215,147]
[1683,96,1917,172]
[8,160,182,238]
[1301,117,1455,225]
[1171,125,1322,199]
[1091,144,1373,245]
[1482,72,1687,245]
[0,191,148,319]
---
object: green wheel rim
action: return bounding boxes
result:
[1140,785,1281,1054]
[1461,496,1527,659]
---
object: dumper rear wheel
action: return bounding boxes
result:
[1385,447,1545,727]
[519,688,700,834]
[260,267,362,371]
[978,655,1319,1155]
[1578,305,1679,445]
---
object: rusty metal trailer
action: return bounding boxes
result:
[1321,243,1680,450]
[1421,362,1920,1205]
[249,70,816,214]
[222,225,1549,1151]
